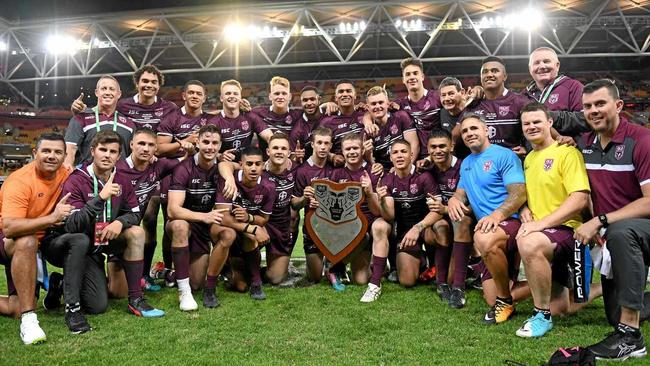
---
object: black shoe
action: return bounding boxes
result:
[589,330,647,361]
[249,283,267,300]
[202,288,220,308]
[448,288,466,309]
[43,272,63,311]
[65,309,91,334]
[469,276,483,291]
[437,283,451,302]
[386,270,399,283]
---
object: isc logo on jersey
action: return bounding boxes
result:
[191,179,201,184]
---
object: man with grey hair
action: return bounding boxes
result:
[64,75,136,169]
[524,47,588,139]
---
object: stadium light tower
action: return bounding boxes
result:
[45,34,84,55]
[0,41,7,51]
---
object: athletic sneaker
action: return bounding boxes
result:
[141,276,161,292]
[249,283,267,300]
[202,288,220,308]
[65,309,92,334]
[516,312,553,338]
[128,297,165,318]
[20,312,46,345]
[589,330,647,361]
[327,272,346,292]
[43,272,63,311]
[360,283,381,303]
[469,276,483,290]
[149,261,166,279]
[387,270,399,283]
[483,299,515,324]
[437,283,451,302]
[448,288,466,309]
[418,266,437,283]
[165,270,177,288]
[179,290,198,311]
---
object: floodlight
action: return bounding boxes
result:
[0,41,7,51]
[45,34,83,55]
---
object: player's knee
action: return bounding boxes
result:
[219,227,237,245]
[84,294,108,315]
[399,275,417,288]
[371,219,391,236]
[167,220,189,239]
[516,236,542,259]
[605,221,637,255]
[125,226,145,243]
[473,232,497,254]
[67,233,91,251]
[13,235,39,254]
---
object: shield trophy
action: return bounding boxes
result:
[304,179,368,264]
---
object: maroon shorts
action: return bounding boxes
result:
[0,231,16,296]
[479,218,521,283]
[266,223,294,257]
[395,228,425,256]
[541,225,575,288]
[188,221,213,255]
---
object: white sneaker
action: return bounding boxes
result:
[178,290,198,311]
[20,313,46,345]
[360,283,381,303]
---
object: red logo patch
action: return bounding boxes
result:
[483,160,493,172]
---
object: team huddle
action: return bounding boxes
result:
[1,47,650,362]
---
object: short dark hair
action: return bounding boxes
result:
[35,132,65,150]
[400,57,424,73]
[482,56,506,69]
[300,85,320,95]
[583,79,620,100]
[390,138,411,150]
[311,127,332,141]
[428,129,452,142]
[459,112,486,126]
[240,146,263,160]
[269,132,290,145]
[521,102,551,120]
[133,64,164,87]
[91,130,123,153]
[132,127,157,140]
[183,80,206,93]
[335,79,355,90]
[197,124,221,138]
[439,77,463,91]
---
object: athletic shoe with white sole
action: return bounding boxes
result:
[589,329,647,361]
[360,283,382,303]
[179,290,198,311]
[516,312,553,338]
[20,312,46,345]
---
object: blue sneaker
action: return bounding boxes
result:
[128,297,165,318]
[142,276,161,292]
[516,312,553,338]
[327,272,346,292]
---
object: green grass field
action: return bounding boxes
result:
[1,214,649,365]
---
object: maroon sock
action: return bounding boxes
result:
[204,275,218,291]
[435,245,452,285]
[452,242,473,289]
[171,246,190,281]
[370,255,387,286]
[243,248,262,286]
[122,260,144,301]
[143,240,156,277]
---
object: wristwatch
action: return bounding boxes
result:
[598,214,609,228]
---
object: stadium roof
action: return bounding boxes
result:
[1,0,650,108]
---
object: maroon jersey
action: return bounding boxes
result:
[207,111,270,155]
[523,75,584,112]
[292,157,333,198]
[319,110,366,154]
[115,156,180,214]
[263,166,297,241]
[157,106,211,158]
[395,89,442,158]
[430,156,462,205]
[65,110,136,164]
[330,162,379,222]
[117,95,178,132]
[579,119,650,215]
[63,163,140,236]
[382,166,438,232]
[215,170,276,216]
[372,110,416,170]
[169,155,219,213]
[462,90,529,149]
[252,106,310,150]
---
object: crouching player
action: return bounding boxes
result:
[166,124,225,311]
[426,129,474,309]
[214,146,276,300]
[514,102,590,338]
[362,139,442,302]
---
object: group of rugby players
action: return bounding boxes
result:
[1,46,649,362]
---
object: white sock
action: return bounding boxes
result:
[177,278,191,293]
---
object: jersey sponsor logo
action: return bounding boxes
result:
[241,121,249,131]
[390,124,399,135]
[544,159,554,171]
[498,106,510,117]
[615,145,625,160]
[483,160,493,172]
[487,126,497,139]
[548,94,559,104]
[154,108,164,117]
[191,179,201,184]
[337,123,347,129]
[221,128,231,133]
[201,194,212,204]
[409,184,418,194]
[180,124,191,128]
[582,148,593,154]
[233,140,242,149]
[128,110,137,115]
[254,194,263,204]
[278,191,288,202]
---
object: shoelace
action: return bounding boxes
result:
[494,300,510,315]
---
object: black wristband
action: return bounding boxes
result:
[244,224,250,234]
[252,226,257,235]
[598,214,609,228]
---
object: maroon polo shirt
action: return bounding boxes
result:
[319,110,366,155]
[395,89,442,159]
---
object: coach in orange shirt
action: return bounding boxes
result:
[0,133,72,345]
